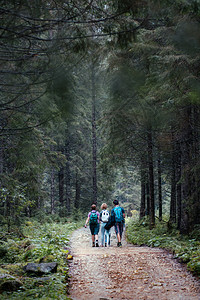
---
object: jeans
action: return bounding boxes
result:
[100,222,110,245]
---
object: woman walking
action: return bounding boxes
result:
[85,204,100,247]
[100,203,110,247]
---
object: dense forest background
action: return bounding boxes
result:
[0,0,200,234]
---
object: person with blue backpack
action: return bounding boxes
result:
[111,199,125,247]
[85,204,100,247]
[100,203,110,247]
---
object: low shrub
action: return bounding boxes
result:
[0,219,82,299]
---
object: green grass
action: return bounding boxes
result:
[0,219,83,299]
[126,216,200,277]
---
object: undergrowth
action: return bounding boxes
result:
[126,216,200,277]
[0,218,82,299]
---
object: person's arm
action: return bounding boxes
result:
[99,211,102,222]
[85,214,90,227]
[98,212,100,223]
[122,207,126,219]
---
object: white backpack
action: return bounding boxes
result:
[101,210,109,222]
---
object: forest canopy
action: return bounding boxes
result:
[0,0,200,234]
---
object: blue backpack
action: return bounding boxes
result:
[89,211,98,224]
[114,206,123,223]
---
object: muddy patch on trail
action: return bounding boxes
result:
[68,227,200,300]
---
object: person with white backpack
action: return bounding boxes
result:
[100,203,110,247]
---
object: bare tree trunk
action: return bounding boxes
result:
[58,167,64,216]
[0,138,3,174]
[91,61,97,204]
[180,106,192,234]
[147,128,155,229]
[191,106,200,228]
[51,168,55,214]
[170,167,176,223]
[176,144,182,230]
[170,132,176,224]
[74,171,80,209]
[65,138,71,215]
[5,196,11,232]
[146,182,150,216]
[140,158,146,219]
[157,148,162,221]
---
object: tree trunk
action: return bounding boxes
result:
[176,141,182,230]
[65,138,71,215]
[140,158,146,219]
[170,168,176,224]
[74,172,80,209]
[146,182,150,216]
[147,128,155,228]
[58,167,64,215]
[157,148,162,221]
[190,106,200,228]
[91,61,97,204]
[180,106,192,234]
[50,168,55,214]
[0,138,3,174]
[170,132,176,224]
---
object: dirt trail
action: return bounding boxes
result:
[68,227,200,300]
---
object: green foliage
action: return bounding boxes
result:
[48,66,75,119]
[126,217,200,276]
[0,220,81,299]
[71,208,83,222]
[0,240,21,264]
[173,19,200,55]
[0,186,32,223]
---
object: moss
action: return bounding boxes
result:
[2,264,24,276]
[18,239,31,249]
[0,221,80,299]
[40,255,55,263]
[25,221,33,227]
[0,268,9,274]
[22,245,36,261]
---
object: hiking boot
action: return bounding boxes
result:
[117,242,122,247]
[96,242,99,247]
[92,242,95,247]
[105,243,107,247]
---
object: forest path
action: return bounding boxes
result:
[68,227,200,300]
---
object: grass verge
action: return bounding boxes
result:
[0,219,82,299]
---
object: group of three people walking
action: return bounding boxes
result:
[84,200,125,247]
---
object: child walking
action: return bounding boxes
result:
[85,204,100,247]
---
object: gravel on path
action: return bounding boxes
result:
[68,227,200,300]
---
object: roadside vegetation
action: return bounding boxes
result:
[0,217,82,299]
[126,214,200,277]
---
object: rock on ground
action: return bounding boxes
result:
[23,262,57,274]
